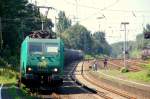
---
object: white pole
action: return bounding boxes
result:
[42,20,44,30]
[121,22,129,68]
[124,24,126,68]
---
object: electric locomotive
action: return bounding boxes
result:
[19,35,64,88]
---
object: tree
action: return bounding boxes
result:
[61,24,111,56]
[0,0,54,54]
[0,0,54,65]
[92,31,111,55]
[19,3,54,37]
[56,11,71,35]
[61,23,92,52]
[1,0,28,54]
[144,24,150,33]
[143,24,150,39]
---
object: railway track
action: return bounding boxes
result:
[36,59,147,99]
[69,62,105,99]
[75,61,137,99]
[20,59,142,99]
[36,92,60,99]
[108,59,142,72]
[34,62,79,99]
[25,85,61,98]
[25,62,100,99]
[74,62,114,99]
[21,63,77,99]
[86,58,146,72]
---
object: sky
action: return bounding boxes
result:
[29,0,150,44]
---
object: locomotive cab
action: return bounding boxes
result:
[20,36,64,88]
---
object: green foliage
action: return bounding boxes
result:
[56,11,111,55]
[61,23,92,51]
[140,63,150,77]
[0,1,53,48]
[0,68,17,84]
[92,31,111,55]
[100,69,150,82]
[129,49,141,58]
[110,42,123,58]
[143,24,150,33]
[85,54,94,60]
[0,57,7,66]
[126,70,150,82]
[111,41,135,58]
[147,69,150,77]
[56,11,71,34]
[136,34,144,49]
[7,56,19,67]
[1,49,19,69]
[111,24,150,58]
[61,23,111,55]
[0,0,54,67]
[120,67,129,73]
[6,85,34,99]
[1,0,27,52]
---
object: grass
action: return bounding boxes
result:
[84,54,105,60]
[126,70,150,82]
[99,69,150,83]
[84,54,94,60]
[94,61,150,83]
[140,63,150,68]
[129,49,141,58]
[6,85,34,99]
[0,68,35,98]
[0,68,18,84]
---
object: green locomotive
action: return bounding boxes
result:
[20,35,64,88]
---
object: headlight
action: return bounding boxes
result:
[41,56,45,60]
[53,68,58,72]
[27,67,32,72]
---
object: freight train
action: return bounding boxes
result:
[19,36,64,88]
[18,30,83,89]
[64,49,84,64]
[141,46,150,60]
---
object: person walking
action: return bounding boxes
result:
[103,58,108,69]
[93,59,97,71]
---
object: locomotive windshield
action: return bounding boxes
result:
[45,44,59,54]
[29,43,42,54]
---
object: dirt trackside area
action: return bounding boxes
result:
[90,70,150,99]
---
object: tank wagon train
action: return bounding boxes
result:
[19,31,64,88]
[19,30,84,89]
[141,46,150,60]
[64,49,84,64]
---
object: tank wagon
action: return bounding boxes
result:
[64,49,84,64]
[141,46,150,60]
[19,35,64,88]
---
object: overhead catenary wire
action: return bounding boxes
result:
[64,0,120,11]
[63,0,150,23]
[64,0,150,13]
[23,0,150,44]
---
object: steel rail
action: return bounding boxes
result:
[71,61,113,99]
[81,61,136,99]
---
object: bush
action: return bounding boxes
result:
[7,56,18,67]
[85,54,94,60]
[121,67,129,73]
[1,69,16,79]
[0,57,7,67]
[147,69,150,77]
